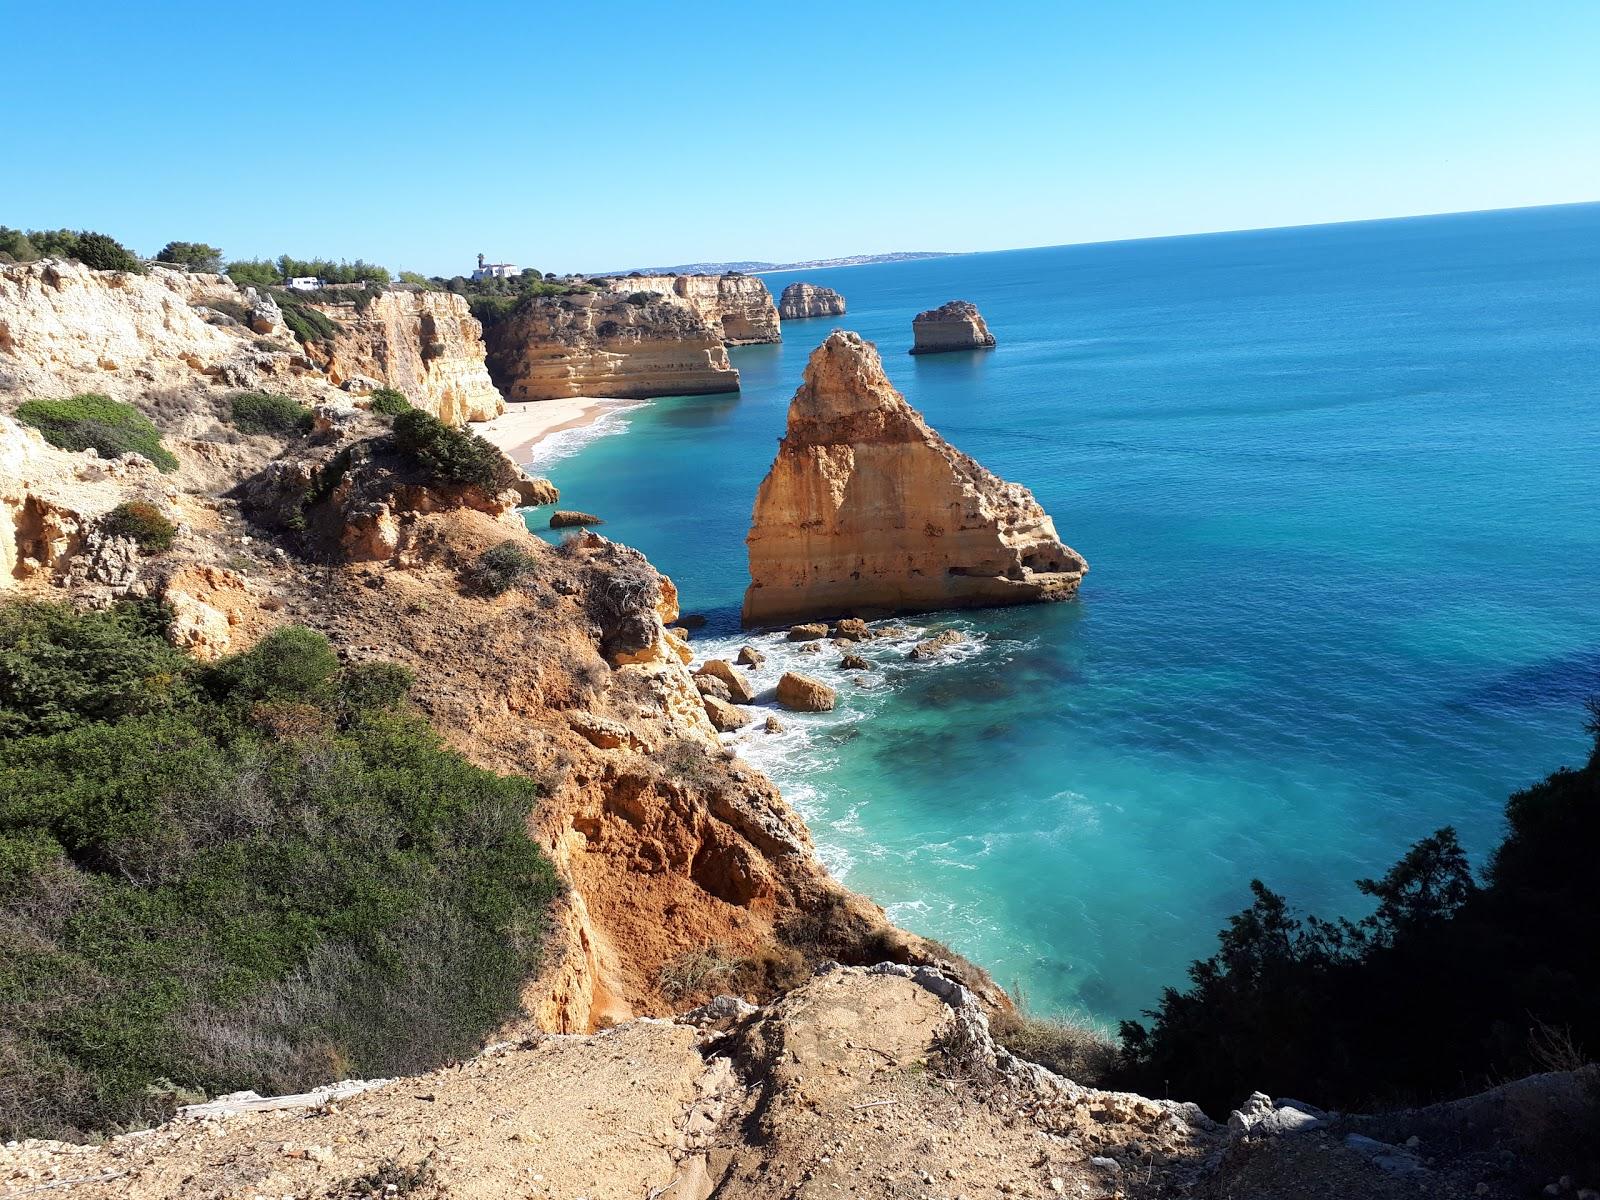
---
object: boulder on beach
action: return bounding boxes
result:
[776,670,836,712]
[909,300,996,355]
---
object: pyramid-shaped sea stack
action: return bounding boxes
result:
[742,331,1086,626]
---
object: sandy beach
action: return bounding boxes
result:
[476,397,632,469]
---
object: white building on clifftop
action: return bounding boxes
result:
[471,253,518,281]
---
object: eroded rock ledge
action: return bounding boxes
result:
[743,330,1086,625]
[483,292,740,401]
[910,298,996,354]
[607,273,782,345]
[778,281,847,320]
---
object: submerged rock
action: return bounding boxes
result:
[909,630,966,660]
[742,331,1086,625]
[778,281,847,321]
[909,300,995,354]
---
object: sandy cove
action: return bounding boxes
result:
[476,396,635,468]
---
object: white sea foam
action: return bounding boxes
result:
[523,400,652,470]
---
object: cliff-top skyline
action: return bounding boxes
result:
[7,1,1596,276]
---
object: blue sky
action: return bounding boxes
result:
[5,1,1596,275]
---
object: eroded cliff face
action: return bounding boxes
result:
[910,298,996,354]
[743,330,1086,625]
[307,289,505,423]
[483,292,739,401]
[611,273,781,344]
[778,280,847,320]
[0,259,315,401]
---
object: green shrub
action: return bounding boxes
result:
[155,242,222,273]
[271,289,343,347]
[15,394,178,472]
[225,259,281,288]
[463,542,538,597]
[367,388,412,417]
[67,231,143,272]
[100,502,176,553]
[624,291,656,306]
[0,601,560,1141]
[228,392,313,436]
[392,408,517,491]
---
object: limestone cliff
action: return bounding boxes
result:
[778,280,847,320]
[910,298,996,354]
[611,273,781,344]
[743,331,1086,625]
[483,292,740,401]
[306,289,504,424]
[0,259,316,401]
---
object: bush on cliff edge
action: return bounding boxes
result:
[0,601,561,1141]
[392,407,518,492]
[15,394,179,472]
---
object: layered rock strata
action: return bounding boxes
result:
[609,273,781,344]
[743,331,1086,625]
[483,292,739,401]
[909,298,996,354]
[307,290,505,423]
[778,281,847,320]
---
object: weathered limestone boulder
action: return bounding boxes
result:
[697,659,755,703]
[742,331,1086,625]
[694,673,732,701]
[484,292,739,401]
[909,300,996,355]
[567,710,635,750]
[776,671,836,712]
[736,645,765,668]
[702,695,751,731]
[778,282,847,321]
[515,476,559,507]
[787,622,828,641]
[309,290,505,424]
[608,274,781,345]
[831,618,871,641]
[839,653,870,671]
[550,510,603,529]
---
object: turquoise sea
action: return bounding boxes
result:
[525,204,1600,1029]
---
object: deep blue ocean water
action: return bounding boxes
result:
[524,204,1600,1029]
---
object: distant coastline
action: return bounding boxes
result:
[596,251,960,276]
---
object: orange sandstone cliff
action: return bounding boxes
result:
[609,273,782,345]
[742,330,1087,626]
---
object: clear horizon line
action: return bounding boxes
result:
[664,197,1600,278]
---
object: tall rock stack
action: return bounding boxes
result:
[778,282,847,320]
[909,299,996,354]
[742,331,1086,625]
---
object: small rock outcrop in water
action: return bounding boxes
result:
[742,331,1086,625]
[776,670,836,712]
[549,510,603,528]
[778,282,847,321]
[909,299,996,355]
